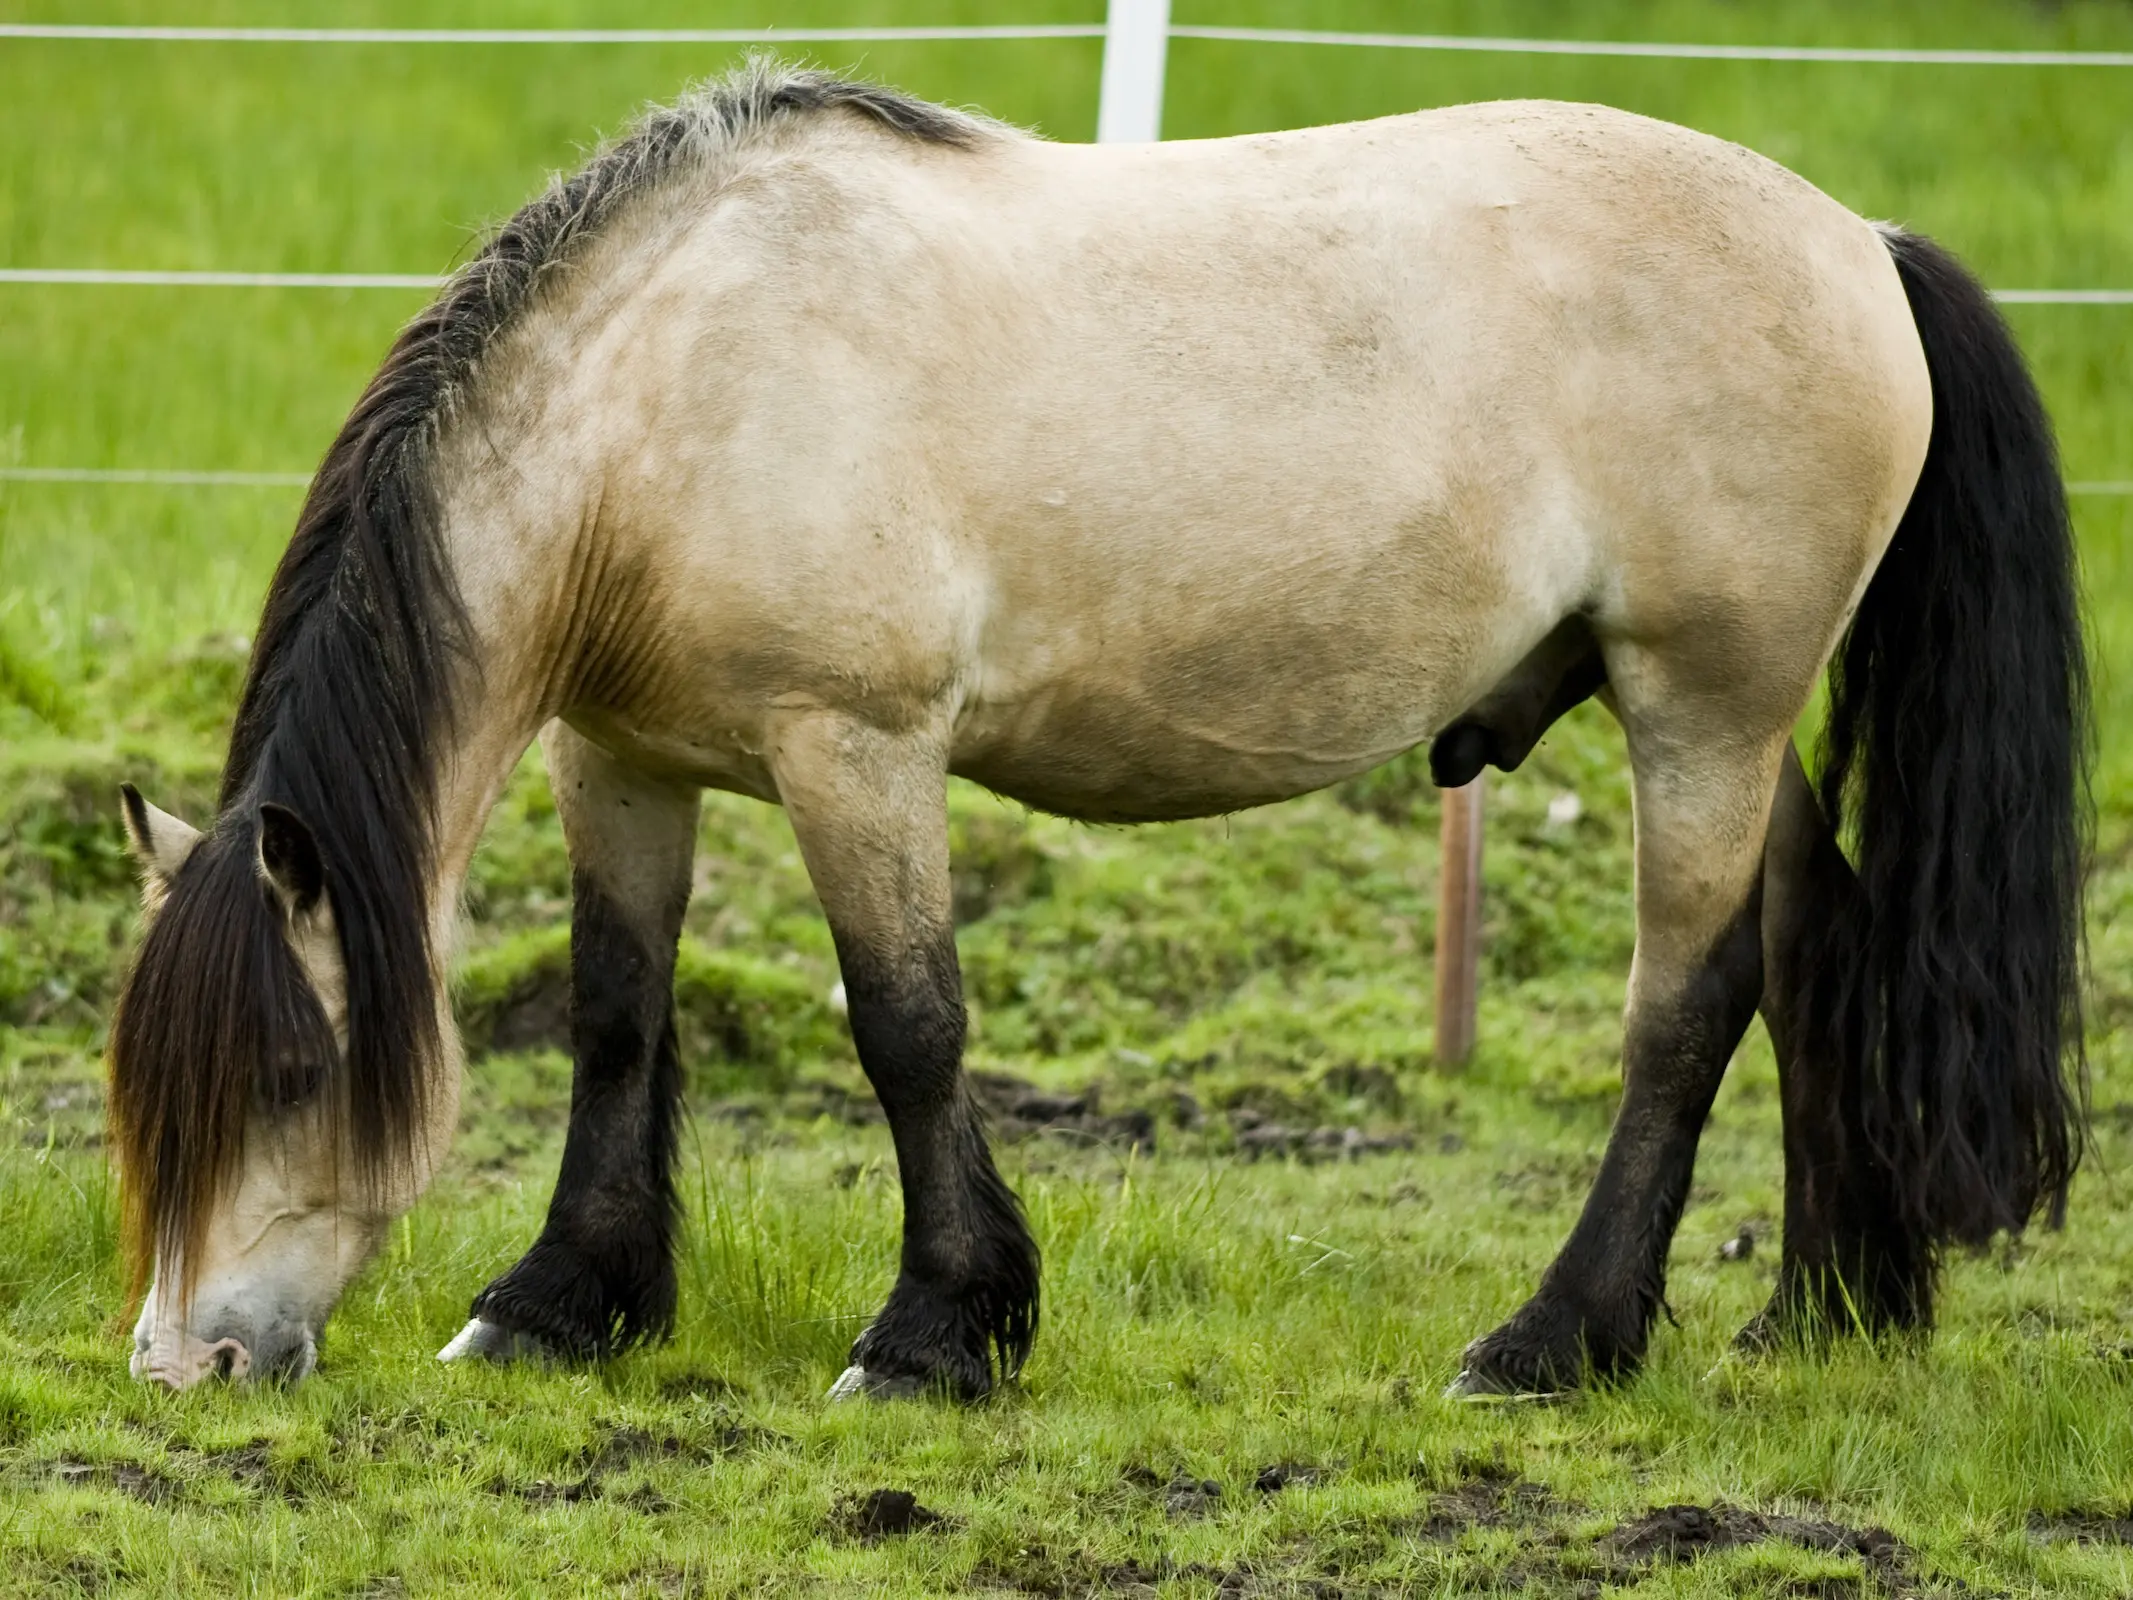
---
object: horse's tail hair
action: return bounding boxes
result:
[1806,225,2090,1255]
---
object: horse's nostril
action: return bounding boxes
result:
[205,1337,251,1381]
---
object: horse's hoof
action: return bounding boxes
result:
[826,1364,926,1402]
[1731,1312,1776,1353]
[1443,1366,1567,1403]
[437,1316,553,1365]
[1442,1366,1496,1399]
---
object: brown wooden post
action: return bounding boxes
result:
[1434,775,1485,1068]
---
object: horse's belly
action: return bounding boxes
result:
[949,639,1463,823]
[952,735,1403,824]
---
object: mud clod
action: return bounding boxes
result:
[837,1487,948,1539]
[1229,1110,1414,1162]
[1164,1475,1224,1518]
[1253,1463,1324,1494]
[1609,1502,1752,1560]
[815,1072,1159,1149]
[970,1073,1157,1152]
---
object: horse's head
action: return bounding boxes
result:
[109,784,450,1387]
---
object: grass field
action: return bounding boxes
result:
[4,1,2133,1593]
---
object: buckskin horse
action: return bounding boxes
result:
[110,60,2085,1397]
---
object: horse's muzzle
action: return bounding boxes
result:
[131,1323,317,1388]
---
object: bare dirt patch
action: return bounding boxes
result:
[2028,1507,2133,1545]
[971,1546,1342,1599]
[51,1458,177,1505]
[1228,1109,1416,1162]
[1409,1457,1566,1540]
[486,1421,770,1510]
[1120,1464,1228,1520]
[657,1370,741,1403]
[1603,1503,1960,1597]
[971,1074,1158,1152]
[809,1071,1161,1149]
[168,1437,327,1504]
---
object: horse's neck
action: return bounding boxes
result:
[418,485,583,948]
[426,718,538,955]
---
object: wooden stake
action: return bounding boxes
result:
[1434,775,1485,1069]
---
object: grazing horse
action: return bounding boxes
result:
[110,61,2085,1397]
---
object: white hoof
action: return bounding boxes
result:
[437,1317,549,1365]
[1442,1367,1567,1404]
[825,1364,926,1402]
[1442,1367,1492,1400]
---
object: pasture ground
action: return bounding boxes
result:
[5,1,2133,1593]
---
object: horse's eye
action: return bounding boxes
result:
[259,1045,326,1110]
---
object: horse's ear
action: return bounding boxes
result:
[257,803,326,915]
[119,783,203,887]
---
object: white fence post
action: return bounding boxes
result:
[1096,0,1171,143]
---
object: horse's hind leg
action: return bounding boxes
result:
[770,712,1038,1401]
[1735,743,1929,1348]
[1451,696,1784,1395]
[442,723,698,1363]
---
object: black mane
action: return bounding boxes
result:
[110,61,991,1290]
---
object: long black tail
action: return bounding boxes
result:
[1808,227,2089,1254]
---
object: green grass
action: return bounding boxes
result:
[5,0,2133,1593]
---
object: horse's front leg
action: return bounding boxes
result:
[1449,716,1782,1395]
[441,722,699,1363]
[772,711,1039,1401]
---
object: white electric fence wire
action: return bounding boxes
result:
[6,22,2133,66]
[0,23,1106,43]
[0,468,313,486]
[1165,26,2133,67]
[0,270,442,289]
